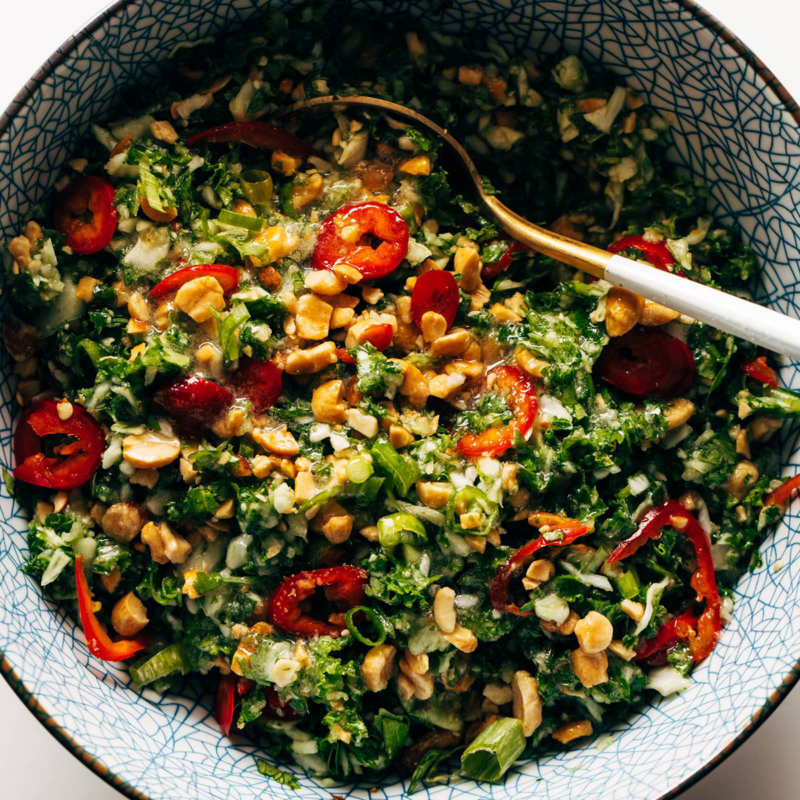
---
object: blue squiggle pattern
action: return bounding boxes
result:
[1,1,800,799]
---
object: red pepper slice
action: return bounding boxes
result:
[74,555,149,661]
[490,521,589,615]
[634,610,699,664]
[228,357,282,413]
[607,500,722,661]
[267,566,368,638]
[411,270,460,330]
[310,202,409,282]
[14,400,105,490]
[264,687,300,720]
[149,264,240,299]
[456,366,538,459]
[595,326,696,399]
[53,176,118,255]
[153,375,233,437]
[608,235,676,273]
[185,121,318,158]
[764,473,800,509]
[214,673,236,736]
[740,355,778,388]
[482,240,529,281]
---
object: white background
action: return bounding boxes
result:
[1,0,800,797]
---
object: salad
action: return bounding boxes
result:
[5,1,800,789]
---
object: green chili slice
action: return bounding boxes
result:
[445,486,497,537]
[377,511,427,549]
[344,606,388,646]
[240,169,274,204]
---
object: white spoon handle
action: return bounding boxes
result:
[606,254,800,360]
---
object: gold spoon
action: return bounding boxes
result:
[283,95,800,360]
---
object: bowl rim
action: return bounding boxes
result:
[1,1,799,798]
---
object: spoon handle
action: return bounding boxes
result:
[605,255,800,359]
[483,195,800,360]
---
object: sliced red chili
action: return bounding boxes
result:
[53,176,118,255]
[264,687,299,720]
[740,355,778,388]
[608,235,676,273]
[764,473,800,509]
[482,239,529,281]
[456,366,538,459]
[153,376,233,437]
[74,555,149,661]
[310,202,409,282]
[595,326,695,399]
[14,400,104,490]
[149,264,240,299]
[634,610,699,664]
[607,500,721,661]
[411,270,459,330]
[490,521,589,615]
[186,121,318,158]
[228,357,283,413]
[214,673,236,736]
[267,565,368,638]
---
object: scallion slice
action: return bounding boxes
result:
[240,169,274,204]
[345,456,374,484]
[129,642,188,687]
[217,208,265,232]
[344,606,388,646]
[377,511,427,549]
[461,717,525,783]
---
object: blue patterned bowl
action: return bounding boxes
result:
[2,1,800,798]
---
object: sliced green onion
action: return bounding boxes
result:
[461,717,525,783]
[374,709,409,760]
[615,569,640,599]
[344,606,388,646]
[346,456,374,484]
[371,438,420,497]
[297,485,342,515]
[217,208,264,232]
[409,748,457,793]
[240,169,274,205]
[586,546,608,574]
[218,302,251,366]
[377,511,427,549]
[445,486,497,537]
[130,642,187,687]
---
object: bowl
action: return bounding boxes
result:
[2,1,800,798]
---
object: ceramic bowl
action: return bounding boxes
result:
[2,1,800,799]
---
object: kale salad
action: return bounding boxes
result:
[6,1,800,789]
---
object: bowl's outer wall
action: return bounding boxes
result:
[2,1,800,799]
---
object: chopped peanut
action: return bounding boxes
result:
[361,644,397,692]
[111,592,149,637]
[416,481,453,509]
[75,276,100,302]
[102,502,146,543]
[570,648,608,687]
[399,155,431,176]
[420,311,447,342]
[664,398,695,430]
[150,120,179,144]
[252,426,300,457]
[255,225,300,262]
[140,520,192,564]
[605,287,645,337]
[311,500,354,544]
[312,379,347,424]
[429,372,466,399]
[433,587,457,634]
[512,670,543,736]
[442,623,478,653]
[293,471,316,505]
[522,559,555,590]
[296,294,333,340]
[123,431,181,469]
[574,610,613,654]
[174,276,225,323]
[304,269,348,296]
[430,328,471,357]
[454,247,482,292]
[552,719,593,745]
[620,599,645,622]
[285,341,338,374]
[272,150,303,176]
[292,173,324,209]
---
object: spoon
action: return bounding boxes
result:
[282,95,800,360]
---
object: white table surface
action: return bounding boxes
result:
[2,0,800,797]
